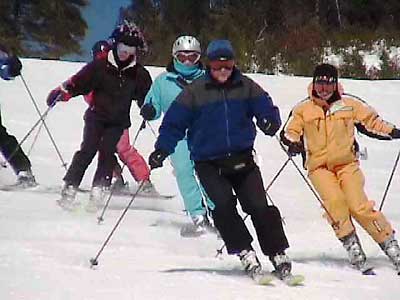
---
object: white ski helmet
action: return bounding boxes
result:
[172,35,201,57]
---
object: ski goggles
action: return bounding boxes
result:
[209,59,235,72]
[175,51,201,64]
[117,42,137,56]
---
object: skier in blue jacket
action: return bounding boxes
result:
[147,39,299,282]
[0,45,36,187]
[140,36,215,235]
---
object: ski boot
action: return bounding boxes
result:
[269,251,292,280]
[239,249,274,285]
[239,249,262,276]
[270,251,304,285]
[57,184,78,211]
[110,175,129,194]
[340,231,374,274]
[180,214,216,237]
[379,234,400,274]
[16,169,37,188]
[86,186,105,213]
[140,179,159,196]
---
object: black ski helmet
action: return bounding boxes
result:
[110,23,144,48]
[91,40,110,59]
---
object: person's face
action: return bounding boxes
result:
[314,77,336,101]
[175,51,201,66]
[209,59,234,83]
[117,43,136,61]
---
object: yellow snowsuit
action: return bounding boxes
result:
[283,84,395,243]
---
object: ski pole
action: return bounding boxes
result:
[90,179,146,268]
[146,120,158,139]
[4,106,52,166]
[26,120,45,156]
[215,156,291,257]
[379,148,400,211]
[97,119,147,224]
[20,74,68,171]
[275,136,339,230]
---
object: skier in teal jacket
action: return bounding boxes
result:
[140,36,215,235]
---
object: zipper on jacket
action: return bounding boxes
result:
[222,89,231,152]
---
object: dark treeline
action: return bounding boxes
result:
[130,0,400,78]
[1,0,399,78]
[0,0,87,58]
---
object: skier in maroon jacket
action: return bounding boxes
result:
[87,39,155,194]
[46,26,152,212]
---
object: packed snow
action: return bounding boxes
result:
[0,59,399,299]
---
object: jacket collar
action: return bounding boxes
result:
[107,50,137,71]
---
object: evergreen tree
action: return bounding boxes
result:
[0,0,88,57]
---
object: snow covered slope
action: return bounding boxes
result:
[0,59,399,299]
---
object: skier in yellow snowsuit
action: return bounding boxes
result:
[281,63,400,273]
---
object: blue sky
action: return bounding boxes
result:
[64,0,132,62]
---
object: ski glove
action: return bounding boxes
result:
[287,141,304,157]
[7,56,22,77]
[46,85,71,107]
[148,149,169,170]
[257,118,280,136]
[0,56,22,80]
[390,128,400,139]
[140,103,156,121]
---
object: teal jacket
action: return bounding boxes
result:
[144,60,204,119]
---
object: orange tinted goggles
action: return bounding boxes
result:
[209,60,235,71]
[175,51,200,64]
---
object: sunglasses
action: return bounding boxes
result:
[175,51,201,64]
[209,60,235,72]
[314,76,336,85]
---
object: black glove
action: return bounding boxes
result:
[140,103,156,121]
[148,149,169,169]
[390,128,400,139]
[287,141,304,156]
[8,55,22,77]
[257,118,280,136]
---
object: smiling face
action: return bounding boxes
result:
[116,42,136,61]
[313,76,337,101]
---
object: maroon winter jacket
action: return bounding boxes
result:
[66,51,152,128]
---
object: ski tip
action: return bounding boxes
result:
[362,268,376,276]
[284,274,305,286]
[255,274,275,286]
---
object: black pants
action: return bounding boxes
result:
[0,111,31,174]
[195,150,289,257]
[63,116,123,187]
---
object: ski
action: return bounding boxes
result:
[361,267,376,275]
[0,184,175,200]
[0,183,52,193]
[271,271,305,286]
[281,274,305,286]
[251,271,275,285]
[180,222,218,238]
[357,261,376,275]
[111,187,175,200]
